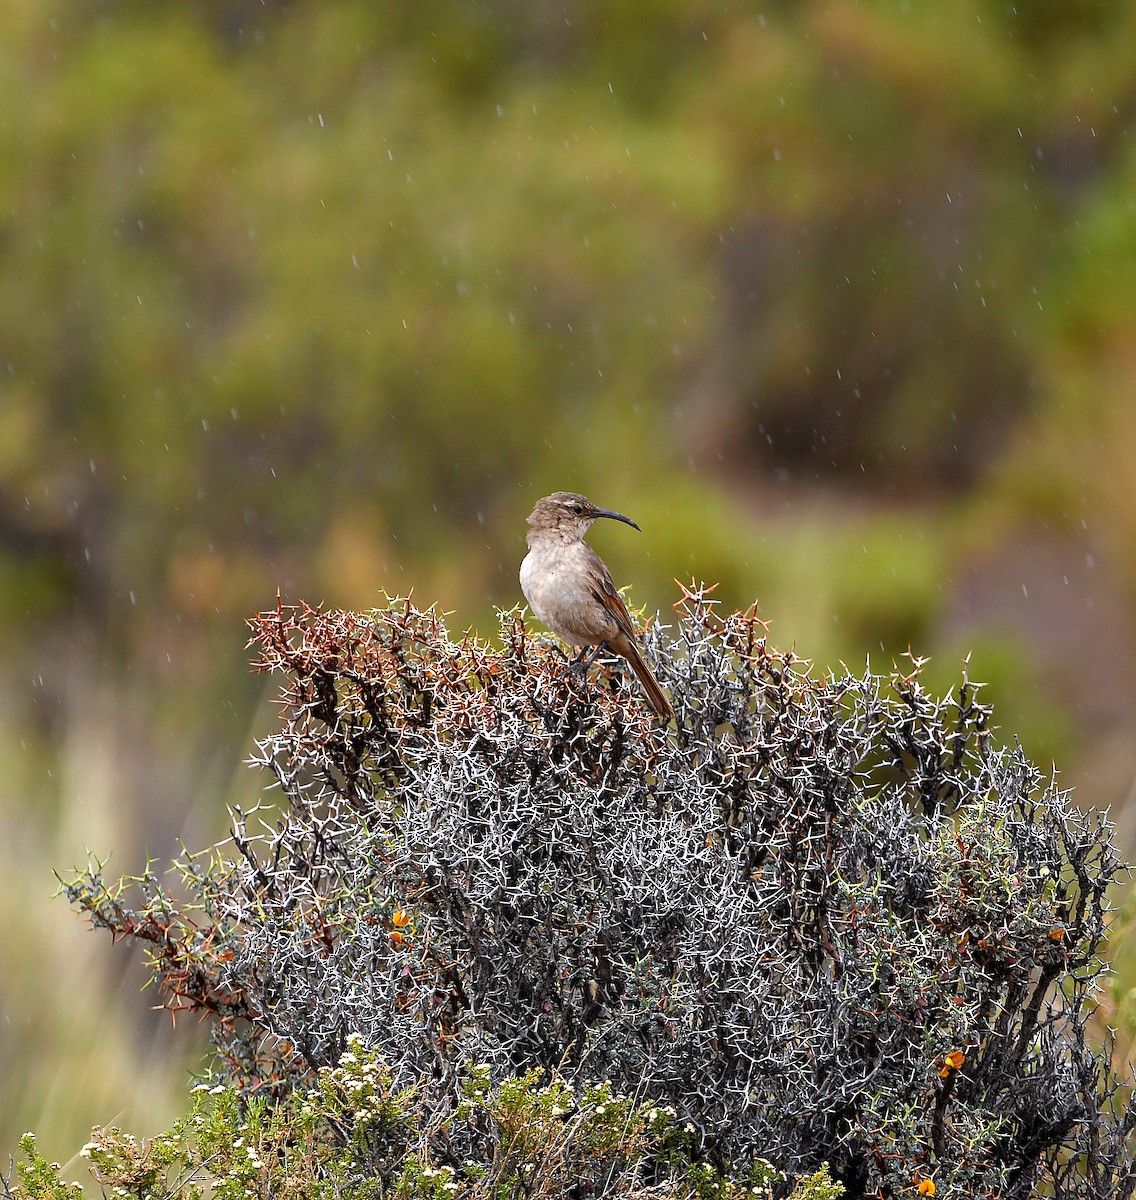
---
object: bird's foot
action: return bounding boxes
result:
[564,643,607,678]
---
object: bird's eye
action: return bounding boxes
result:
[570,503,584,514]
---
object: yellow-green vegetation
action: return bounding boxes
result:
[4,1039,841,1200]
[4,0,1136,1169]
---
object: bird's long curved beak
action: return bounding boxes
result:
[592,507,641,532]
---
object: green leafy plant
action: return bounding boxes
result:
[5,1041,827,1200]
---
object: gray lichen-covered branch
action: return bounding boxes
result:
[63,587,1134,1198]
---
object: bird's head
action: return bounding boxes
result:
[526,491,640,542]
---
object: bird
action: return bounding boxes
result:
[519,491,674,721]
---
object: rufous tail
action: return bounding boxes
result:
[616,636,674,722]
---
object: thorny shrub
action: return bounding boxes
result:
[59,586,1135,1198]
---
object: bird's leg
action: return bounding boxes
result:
[565,642,608,676]
[581,642,609,670]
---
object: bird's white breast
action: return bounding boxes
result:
[520,542,599,647]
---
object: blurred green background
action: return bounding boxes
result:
[5,0,1136,1168]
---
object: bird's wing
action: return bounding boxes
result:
[584,546,639,641]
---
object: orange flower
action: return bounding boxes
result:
[390,929,406,948]
[918,1180,936,1196]
[1049,926,1065,941]
[392,909,411,928]
[938,1049,965,1078]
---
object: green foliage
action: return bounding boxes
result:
[5,1041,834,1200]
[792,1166,844,1200]
[4,1136,83,1200]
